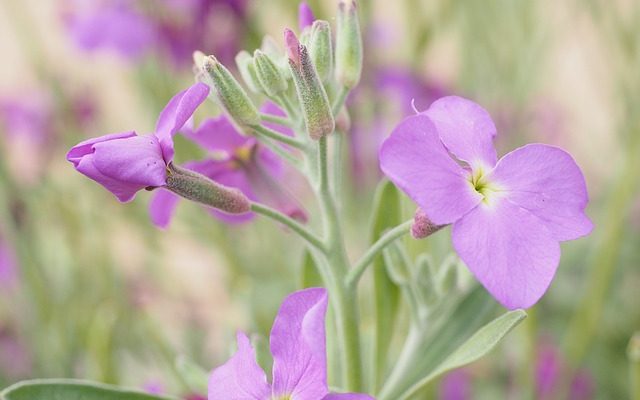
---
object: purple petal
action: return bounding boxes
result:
[439,370,471,400]
[92,133,167,187]
[423,96,497,170]
[379,114,483,225]
[183,115,249,154]
[452,199,560,309]
[67,131,137,167]
[149,189,181,229]
[322,394,375,400]
[488,144,593,242]
[298,1,316,31]
[75,154,149,202]
[155,82,210,162]
[271,288,329,400]
[208,332,271,400]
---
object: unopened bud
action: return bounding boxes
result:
[253,50,289,97]
[235,51,261,93]
[308,20,334,83]
[202,55,260,127]
[298,1,316,31]
[165,163,251,214]
[411,208,443,239]
[335,0,362,88]
[285,29,335,140]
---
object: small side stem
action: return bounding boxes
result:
[250,202,325,251]
[332,86,349,116]
[260,112,291,127]
[252,124,307,150]
[346,220,413,288]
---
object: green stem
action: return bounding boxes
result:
[346,220,413,288]
[315,136,363,391]
[252,124,307,150]
[332,86,350,116]
[260,112,292,127]
[250,202,325,251]
[253,135,302,171]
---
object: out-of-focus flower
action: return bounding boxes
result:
[0,328,32,379]
[535,341,595,400]
[208,288,373,400]
[380,96,593,309]
[0,233,18,289]
[298,1,316,31]
[439,370,470,400]
[67,82,209,202]
[63,0,248,67]
[0,92,54,145]
[149,103,306,227]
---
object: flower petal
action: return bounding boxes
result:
[92,133,167,187]
[379,114,483,225]
[149,189,181,229]
[322,394,375,400]
[271,288,329,400]
[183,116,249,154]
[208,332,271,400]
[66,131,137,167]
[452,199,560,309]
[155,82,210,162]
[75,154,147,202]
[487,144,593,241]
[423,96,497,169]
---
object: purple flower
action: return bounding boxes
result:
[298,1,316,31]
[379,96,593,309]
[149,103,306,228]
[0,234,18,288]
[439,370,470,400]
[67,82,209,202]
[0,92,53,144]
[208,288,373,400]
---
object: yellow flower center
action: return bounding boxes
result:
[469,167,501,205]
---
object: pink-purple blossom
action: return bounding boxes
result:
[66,82,209,202]
[298,1,316,31]
[208,288,373,400]
[149,103,306,228]
[379,96,593,309]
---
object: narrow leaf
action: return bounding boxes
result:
[1,379,175,400]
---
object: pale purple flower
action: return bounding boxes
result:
[208,288,373,400]
[67,82,209,202]
[64,0,247,66]
[439,370,470,400]
[379,96,593,309]
[0,234,18,288]
[0,92,54,144]
[534,341,595,400]
[298,1,316,31]
[149,103,306,228]
[0,328,32,379]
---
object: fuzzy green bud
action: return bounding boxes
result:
[335,0,363,88]
[202,55,260,127]
[235,51,261,93]
[285,29,335,140]
[253,49,289,97]
[165,163,251,214]
[308,20,334,83]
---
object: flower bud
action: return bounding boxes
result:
[411,208,443,239]
[335,0,363,88]
[308,20,334,83]
[253,50,289,97]
[165,163,251,214]
[202,55,260,127]
[235,51,261,93]
[298,1,315,31]
[284,29,335,140]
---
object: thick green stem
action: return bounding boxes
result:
[346,220,413,288]
[315,136,363,391]
[250,202,325,251]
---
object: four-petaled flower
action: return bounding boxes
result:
[66,82,209,202]
[380,96,593,309]
[208,288,373,400]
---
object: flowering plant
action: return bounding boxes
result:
[1,1,596,399]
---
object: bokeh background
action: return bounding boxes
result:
[0,0,638,398]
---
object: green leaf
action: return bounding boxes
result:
[369,179,403,391]
[399,309,527,399]
[1,379,176,400]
